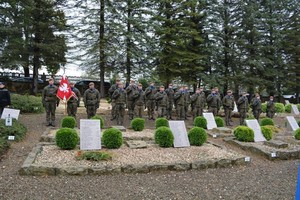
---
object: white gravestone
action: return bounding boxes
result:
[1,108,20,120]
[80,119,101,150]
[233,102,238,113]
[169,121,190,148]
[291,105,300,115]
[245,119,266,142]
[286,116,299,132]
[203,113,217,130]
[285,100,290,105]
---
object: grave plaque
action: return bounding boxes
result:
[245,119,266,142]
[233,102,238,113]
[286,116,299,132]
[1,108,20,120]
[80,119,101,150]
[291,105,300,115]
[203,113,217,130]
[169,121,190,148]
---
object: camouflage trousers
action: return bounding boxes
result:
[224,107,233,125]
[157,106,167,118]
[253,109,261,121]
[127,100,136,120]
[45,101,56,124]
[115,104,125,125]
[147,100,156,119]
[86,105,97,119]
[239,108,247,125]
[193,107,203,119]
[208,107,218,116]
[67,102,78,118]
[135,105,144,118]
[176,104,185,120]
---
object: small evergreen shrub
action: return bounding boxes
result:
[11,94,44,113]
[154,127,174,147]
[262,125,279,133]
[298,104,300,112]
[261,126,272,141]
[188,127,207,146]
[194,116,207,129]
[61,116,77,128]
[55,128,79,150]
[155,118,169,129]
[76,150,112,161]
[260,118,274,126]
[131,118,145,131]
[91,115,104,129]
[234,126,254,142]
[275,103,285,113]
[215,117,224,127]
[285,104,292,113]
[261,103,267,113]
[0,119,27,141]
[295,128,300,140]
[102,128,123,149]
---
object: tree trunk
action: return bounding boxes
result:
[99,0,105,98]
[125,0,132,85]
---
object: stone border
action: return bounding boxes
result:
[19,143,249,176]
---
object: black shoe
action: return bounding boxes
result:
[51,122,56,127]
[46,123,51,126]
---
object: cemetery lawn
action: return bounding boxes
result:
[0,102,298,199]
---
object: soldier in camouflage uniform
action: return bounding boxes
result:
[42,78,59,126]
[222,90,235,126]
[165,83,174,120]
[112,83,126,125]
[134,83,145,118]
[174,86,185,120]
[83,82,100,119]
[108,79,120,121]
[251,93,262,121]
[237,92,249,125]
[266,96,275,118]
[154,86,169,118]
[191,87,206,119]
[184,86,191,119]
[214,87,222,115]
[145,82,157,120]
[67,82,81,118]
[126,80,139,120]
[207,88,221,116]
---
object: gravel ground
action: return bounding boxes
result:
[0,102,298,200]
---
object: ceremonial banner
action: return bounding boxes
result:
[56,75,72,101]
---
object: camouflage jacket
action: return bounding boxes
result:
[154,91,169,107]
[83,88,100,106]
[222,95,235,109]
[42,85,58,103]
[112,88,126,104]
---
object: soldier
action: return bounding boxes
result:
[135,83,145,118]
[112,82,126,125]
[214,87,222,115]
[165,83,174,120]
[83,82,100,119]
[145,82,157,120]
[266,95,275,118]
[0,82,11,116]
[184,86,191,119]
[126,80,139,120]
[108,79,120,121]
[42,78,59,126]
[67,82,81,118]
[154,86,168,118]
[251,93,262,121]
[222,90,235,126]
[174,86,185,120]
[191,87,206,119]
[207,88,221,116]
[237,92,249,125]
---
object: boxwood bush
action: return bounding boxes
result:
[285,104,292,113]
[61,116,77,128]
[261,126,272,141]
[233,126,254,142]
[215,117,224,127]
[154,127,174,147]
[131,118,145,131]
[275,103,285,113]
[188,127,207,146]
[91,115,104,129]
[260,118,274,126]
[102,128,123,149]
[0,119,27,141]
[295,128,300,140]
[261,103,267,113]
[262,125,279,133]
[155,118,169,129]
[11,94,44,113]
[55,128,79,150]
[194,116,207,129]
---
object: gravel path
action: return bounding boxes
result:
[0,104,298,199]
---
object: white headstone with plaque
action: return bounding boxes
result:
[168,121,190,148]
[285,100,290,105]
[286,116,299,132]
[1,108,20,120]
[245,119,266,142]
[291,105,300,115]
[80,119,101,150]
[203,113,217,130]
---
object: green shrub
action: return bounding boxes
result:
[188,127,207,146]
[131,118,145,131]
[154,127,174,147]
[298,120,300,127]
[155,118,169,129]
[215,117,224,127]
[295,128,300,140]
[76,150,112,161]
[261,126,273,141]
[275,103,285,113]
[260,118,274,126]
[261,103,267,113]
[194,116,207,129]
[55,128,79,150]
[11,94,44,113]
[102,128,123,149]
[91,115,104,129]
[233,126,254,142]
[0,119,27,141]
[298,104,300,112]
[61,116,77,128]
[262,125,279,133]
[285,104,292,113]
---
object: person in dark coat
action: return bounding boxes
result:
[42,78,59,126]
[67,82,81,118]
[266,96,275,118]
[83,82,100,119]
[0,82,11,116]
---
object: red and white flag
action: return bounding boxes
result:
[56,75,72,101]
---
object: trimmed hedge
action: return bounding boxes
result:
[61,116,77,128]
[154,127,174,147]
[234,126,254,142]
[0,119,27,141]
[91,115,104,129]
[11,94,44,113]
[295,128,300,140]
[260,118,274,126]
[262,125,279,133]
[131,118,145,131]
[275,103,285,113]
[155,118,169,129]
[102,128,123,149]
[188,127,207,146]
[285,104,292,113]
[55,128,79,150]
[194,116,207,129]
[261,126,272,141]
[261,103,267,113]
[215,117,224,127]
